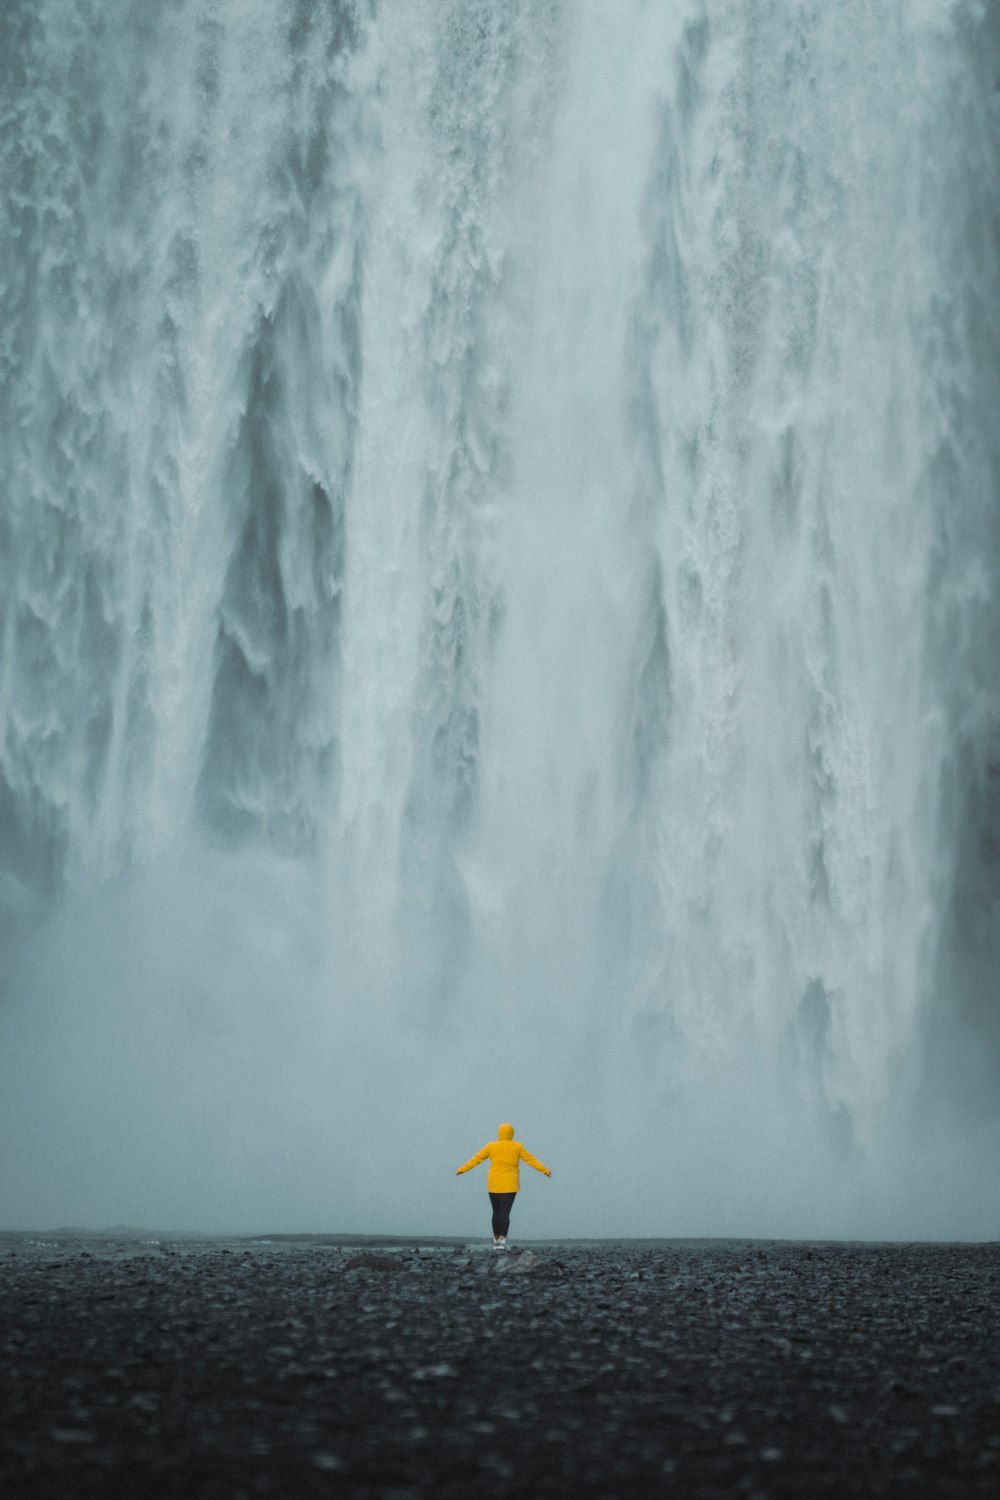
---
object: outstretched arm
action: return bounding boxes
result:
[519,1146,551,1177]
[455,1144,491,1175]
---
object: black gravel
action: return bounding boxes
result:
[2,1233,999,1498]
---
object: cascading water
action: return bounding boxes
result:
[1,0,998,1238]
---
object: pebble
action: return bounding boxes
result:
[1,1234,998,1497]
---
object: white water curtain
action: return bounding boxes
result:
[0,1,997,1237]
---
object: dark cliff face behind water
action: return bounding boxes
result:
[0,1,998,1238]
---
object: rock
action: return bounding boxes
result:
[343,1254,402,1273]
[411,1363,458,1381]
[496,1250,541,1276]
[311,1451,343,1471]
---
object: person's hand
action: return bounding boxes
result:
[546,1169,553,1177]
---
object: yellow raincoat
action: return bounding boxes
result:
[455,1123,550,1192]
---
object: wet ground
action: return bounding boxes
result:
[2,1232,999,1497]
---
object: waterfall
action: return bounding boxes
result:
[1,0,998,1237]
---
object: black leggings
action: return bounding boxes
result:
[489,1192,517,1237]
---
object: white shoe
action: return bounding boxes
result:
[492,1237,502,1251]
[497,1236,508,1252]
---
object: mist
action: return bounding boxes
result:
[1,1,998,1242]
[3,844,998,1242]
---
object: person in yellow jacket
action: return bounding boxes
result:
[455,1122,551,1250]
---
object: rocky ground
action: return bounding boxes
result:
[2,1232,999,1498]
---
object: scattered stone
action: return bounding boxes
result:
[311,1451,343,1471]
[496,1250,541,1275]
[2,1235,999,1497]
[411,1363,458,1381]
[343,1254,402,1273]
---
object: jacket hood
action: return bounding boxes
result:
[498,1122,514,1140]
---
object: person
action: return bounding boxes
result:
[455,1122,551,1250]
